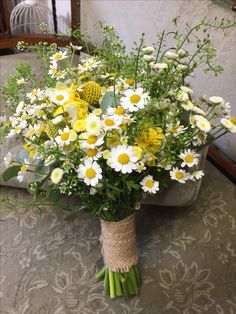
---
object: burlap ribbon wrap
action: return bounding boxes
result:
[100,214,138,272]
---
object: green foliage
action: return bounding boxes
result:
[2,165,21,182]
[1,61,35,113]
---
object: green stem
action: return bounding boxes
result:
[96,267,105,280]
[114,272,122,297]
[129,267,139,294]
[120,274,129,297]
[108,269,115,299]
[155,30,165,62]
[126,272,135,296]
[104,268,110,295]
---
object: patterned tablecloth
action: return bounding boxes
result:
[0,161,235,314]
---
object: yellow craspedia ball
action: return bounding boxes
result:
[45,121,59,139]
[80,81,102,106]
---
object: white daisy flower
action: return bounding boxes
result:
[79,57,100,72]
[106,106,130,121]
[177,64,188,71]
[51,115,64,125]
[140,175,159,194]
[77,159,102,186]
[4,152,13,167]
[48,64,58,77]
[51,168,64,184]
[176,90,189,102]
[220,118,235,132]
[193,115,211,133]
[16,78,27,85]
[170,167,189,184]
[192,106,206,116]
[180,86,193,94]
[16,101,25,115]
[55,127,71,146]
[165,51,178,60]
[79,132,104,149]
[120,88,150,112]
[193,131,207,146]
[209,96,224,104]
[108,144,138,174]
[86,114,101,135]
[55,70,66,80]
[84,147,103,160]
[167,121,187,137]
[177,49,188,58]
[143,55,155,63]
[181,100,194,111]
[190,170,204,181]
[122,78,135,89]
[27,89,42,103]
[50,89,70,106]
[50,51,67,63]
[179,149,200,168]
[17,161,28,182]
[151,62,168,72]
[102,115,121,130]
[106,83,123,94]
[141,46,155,54]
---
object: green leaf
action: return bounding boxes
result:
[100,92,120,112]
[16,149,29,163]
[2,165,21,182]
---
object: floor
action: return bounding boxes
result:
[0,161,235,314]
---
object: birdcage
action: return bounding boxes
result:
[10,0,54,36]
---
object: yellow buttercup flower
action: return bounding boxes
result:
[132,146,142,160]
[136,127,164,150]
[73,119,86,133]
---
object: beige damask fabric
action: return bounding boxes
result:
[0,161,235,314]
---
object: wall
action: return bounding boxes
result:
[81,0,236,162]
[45,0,71,33]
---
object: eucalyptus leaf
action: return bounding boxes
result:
[34,162,50,182]
[16,149,29,163]
[2,165,21,182]
[100,92,120,112]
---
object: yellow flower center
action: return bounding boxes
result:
[176,171,184,179]
[56,95,65,101]
[115,107,125,115]
[198,132,205,141]
[115,85,122,91]
[85,168,96,179]
[184,154,194,163]
[87,148,97,157]
[125,79,135,86]
[231,116,236,125]
[39,126,46,133]
[54,53,62,60]
[118,153,130,165]
[87,135,97,144]
[61,132,69,141]
[22,114,29,120]
[105,119,115,126]
[145,180,154,188]
[130,94,141,104]
[21,165,27,172]
[29,129,35,136]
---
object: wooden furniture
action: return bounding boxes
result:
[0,0,81,49]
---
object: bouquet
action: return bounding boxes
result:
[1,18,236,299]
